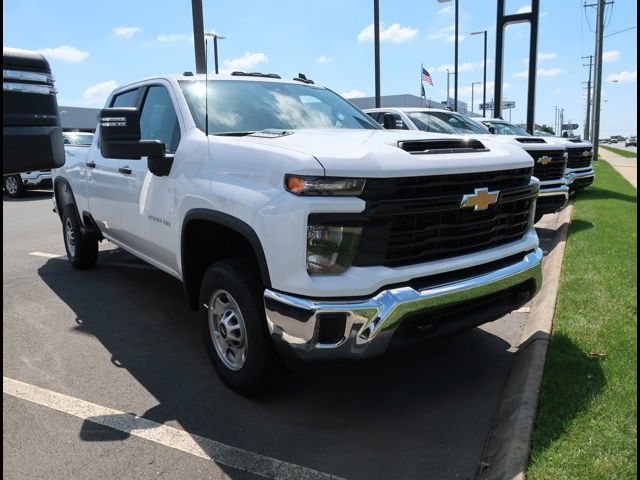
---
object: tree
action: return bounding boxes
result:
[536,124,555,134]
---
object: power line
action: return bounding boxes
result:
[605,25,636,37]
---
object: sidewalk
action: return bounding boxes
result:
[598,148,637,188]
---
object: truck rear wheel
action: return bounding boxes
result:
[3,175,25,198]
[199,258,285,394]
[62,206,98,270]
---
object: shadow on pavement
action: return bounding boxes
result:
[38,251,517,480]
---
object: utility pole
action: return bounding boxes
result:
[191,0,206,74]
[454,0,459,111]
[582,55,594,140]
[560,108,564,136]
[553,105,559,136]
[588,0,612,159]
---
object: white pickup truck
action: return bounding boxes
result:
[53,73,543,393]
[365,108,570,223]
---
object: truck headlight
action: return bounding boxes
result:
[285,175,366,196]
[307,225,362,275]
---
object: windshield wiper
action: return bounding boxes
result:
[213,131,256,137]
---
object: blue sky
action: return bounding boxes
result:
[3,0,637,137]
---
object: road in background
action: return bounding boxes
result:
[3,190,559,480]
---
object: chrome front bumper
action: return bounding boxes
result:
[536,181,569,214]
[565,166,595,187]
[264,248,543,361]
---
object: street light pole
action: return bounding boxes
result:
[471,82,481,114]
[471,30,488,117]
[204,33,226,74]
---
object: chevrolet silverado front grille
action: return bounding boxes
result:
[566,147,593,168]
[527,149,566,181]
[310,168,537,269]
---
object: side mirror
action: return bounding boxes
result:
[488,126,497,134]
[383,113,398,130]
[99,107,165,160]
[3,47,65,174]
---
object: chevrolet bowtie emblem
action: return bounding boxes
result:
[537,155,553,165]
[460,188,500,211]
[582,150,592,157]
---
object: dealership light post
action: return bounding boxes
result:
[470,30,488,117]
[438,0,459,111]
[446,69,456,109]
[205,33,226,74]
[471,82,481,114]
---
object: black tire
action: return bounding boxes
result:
[3,175,26,198]
[199,258,286,395]
[534,212,544,224]
[62,205,98,270]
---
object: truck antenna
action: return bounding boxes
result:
[204,36,209,137]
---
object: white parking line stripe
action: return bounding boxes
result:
[29,252,63,258]
[3,377,342,480]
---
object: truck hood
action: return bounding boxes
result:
[240,129,533,178]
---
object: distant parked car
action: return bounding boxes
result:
[599,138,611,144]
[625,136,637,147]
[3,131,94,198]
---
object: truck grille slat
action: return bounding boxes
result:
[350,168,536,268]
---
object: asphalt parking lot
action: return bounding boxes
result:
[3,190,560,480]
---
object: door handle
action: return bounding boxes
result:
[86,161,96,168]
[118,166,132,175]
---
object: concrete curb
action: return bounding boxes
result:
[477,203,574,480]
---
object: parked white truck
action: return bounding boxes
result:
[53,73,543,393]
[365,108,570,223]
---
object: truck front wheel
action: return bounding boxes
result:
[199,259,285,394]
[62,206,98,270]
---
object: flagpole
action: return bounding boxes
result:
[420,63,424,106]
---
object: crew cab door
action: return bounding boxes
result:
[86,88,141,240]
[118,83,182,271]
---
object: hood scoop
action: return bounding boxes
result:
[397,138,488,154]
[249,129,294,138]
[516,137,545,143]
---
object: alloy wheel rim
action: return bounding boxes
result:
[65,217,76,257]
[207,289,248,371]
[6,177,18,195]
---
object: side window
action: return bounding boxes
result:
[110,89,139,108]
[367,112,381,123]
[139,86,181,153]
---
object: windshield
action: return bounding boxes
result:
[179,80,379,134]
[407,111,487,134]
[534,130,553,137]
[65,132,94,145]
[484,121,531,136]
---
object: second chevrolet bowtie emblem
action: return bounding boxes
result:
[537,155,553,165]
[460,188,500,211]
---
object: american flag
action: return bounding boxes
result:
[421,67,433,86]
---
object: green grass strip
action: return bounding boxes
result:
[527,160,637,480]
[600,145,638,158]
